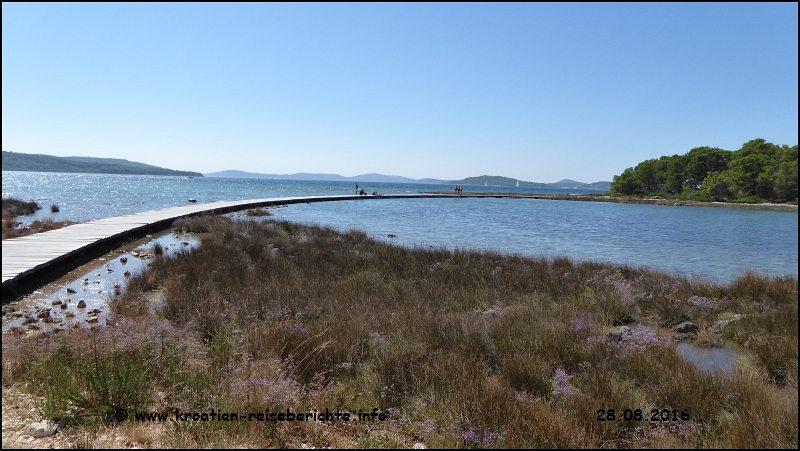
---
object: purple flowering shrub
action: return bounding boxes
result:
[551,367,583,398]
[461,428,506,448]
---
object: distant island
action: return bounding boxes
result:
[2,151,203,177]
[205,170,611,190]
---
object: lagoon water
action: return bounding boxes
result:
[3,171,798,282]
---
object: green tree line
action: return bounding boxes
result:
[610,139,798,203]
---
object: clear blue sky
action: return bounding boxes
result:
[2,3,797,182]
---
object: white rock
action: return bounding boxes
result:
[27,420,60,438]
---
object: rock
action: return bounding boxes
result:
[673,321,699,334]
[387,234,397,238]
[710,314,744,333]
[77,300,87,308]
[87,317,99,324]
[188,198,197,203]
[120,257,128,264]
[88,308,102,315]
[124,271,132,277]
[52,300,62,306]
[23,317,37,325]
[60,302,68,309]
[9,325,25,334]
[107,268,114,273]
[607,326,633,341]
[66,288,77,294]
[27,420,60,438]
[36,309,51,319]
[711,319,732,333]
[613,314,634,326]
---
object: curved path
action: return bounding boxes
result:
[4,194,481,300]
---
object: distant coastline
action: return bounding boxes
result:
[428,191,799,212]
[2,151,203,177]
[205,170,612,190]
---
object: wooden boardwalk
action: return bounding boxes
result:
[3,194,454,299]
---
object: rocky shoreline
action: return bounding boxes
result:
[427,191,799,212]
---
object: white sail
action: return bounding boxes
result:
[516,180,519,187]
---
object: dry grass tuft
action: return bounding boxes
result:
[3,216,796,448]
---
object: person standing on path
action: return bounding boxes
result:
[355,183,359,195]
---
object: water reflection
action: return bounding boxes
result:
[2,232,200,333]
[676,342,738,375]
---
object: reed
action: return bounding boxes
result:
[1,197,41,218]
[245,208,272,216]
[3,215,796,448]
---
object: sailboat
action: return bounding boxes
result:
[516,180,519,187]
[485,180,488,186]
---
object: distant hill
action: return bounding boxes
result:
[2,151,203,177]
[205,170,610,189]
[205,170,423,183]
[452,175,610,190]
[60,156,162,169]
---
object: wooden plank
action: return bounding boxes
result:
[2,194,453,289]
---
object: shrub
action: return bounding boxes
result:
[4,217,796,448]
[173,215,218,233]
[245,208,272,217]
[2,197,41,218]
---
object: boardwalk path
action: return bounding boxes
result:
[3,194,458,300]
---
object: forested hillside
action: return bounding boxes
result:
[2,151,203,177]
[610,139,798,203]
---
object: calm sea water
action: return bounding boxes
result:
[3,171,797,282]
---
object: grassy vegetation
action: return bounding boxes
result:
[3,215,797,448]
[2,197,42,217]
[245,207,272,216]
[2,197,77,239]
